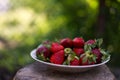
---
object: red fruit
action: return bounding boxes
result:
[85,40,95,45]
[36,45,51,58]
[50,42,64,53]
[73,48,84,56]
[73,37,85,48]
[92,48,102,63]
[60,38,73,48]
[70,58,80,66]
[50,50,65,64]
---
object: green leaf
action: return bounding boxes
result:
[100,49,110,62]
[75,56,79,60]
[37,54,46,61]
[91,43,97,48]
[81,54,87,63]
[70,54,75,61]
[63,60,70,65]
[84,44,92,51]
[88,55,96,63]
[100,49,109,55]
[82,56,87,63]
[92,56,97,63]
[67,54,72,62]
[101,54,110,62]
[96,38,103,47]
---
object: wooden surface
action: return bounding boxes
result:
[14,62,116,80]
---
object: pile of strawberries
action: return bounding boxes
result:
[36,37,110,66]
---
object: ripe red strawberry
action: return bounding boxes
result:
[73,37,85,48]
[70,58,80,66]
[92,48,102,63]
[73,48,84,56]
[50,50,65,64]
[36,45,51,61]
[60,38,73,48]
[85,40,95,45]
[50,42,64,53]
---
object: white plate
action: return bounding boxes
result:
[30,49,110,72]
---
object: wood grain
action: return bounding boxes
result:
[14,62,116,80]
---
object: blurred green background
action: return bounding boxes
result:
[0,0,120,79]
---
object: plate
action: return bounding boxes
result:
[30,49,110,72]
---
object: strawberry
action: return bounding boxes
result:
[92,48,102,63]
[84,39,95,51]
[63,48,80,65]
[85,40,95,45]
[60,38,73,48]
[85,39,103,49]
[50,50,65,64]
[36,45,51,61]
[73,48,84,56]
[50,42,64,53]
[70,58,80,66]
[73,37,85,48]
[80,51,97,65]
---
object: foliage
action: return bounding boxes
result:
[105,0,120,66]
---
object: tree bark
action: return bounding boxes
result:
[96,0,106,37]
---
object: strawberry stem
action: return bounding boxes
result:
[84,51,97,63]
[64,48,72,54]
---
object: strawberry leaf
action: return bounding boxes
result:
[85,51,97,64]
[75,56,79,60]
[92,55,97,62]
[96,38,103,47]
[91,54,97,63]
[69,54,76,61]
[91,43,97,48]
[88,57,95,63]
[63,60,70,65]
[82,56,87,63]
[101,54,110,62]
[67,54,72,62]
[81,54,87,63]
[37,53,46,61]
[84,44,92,51]
[100,49,107,55]
[63,54,74,65]
[100,49,110,62]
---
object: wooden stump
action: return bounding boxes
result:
[14,62,116,80]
